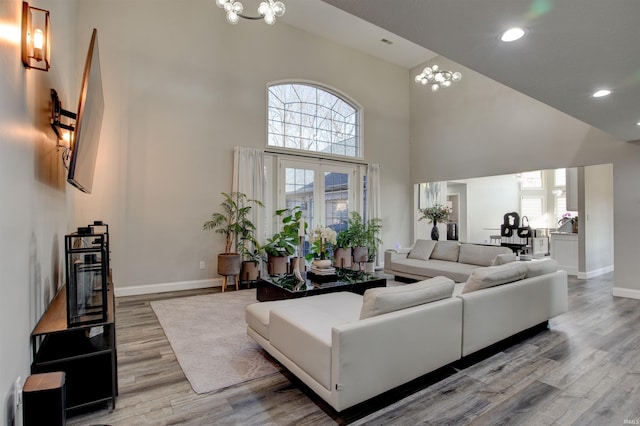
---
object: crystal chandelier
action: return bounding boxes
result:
[216,0,285,25]
[415,65,462,92]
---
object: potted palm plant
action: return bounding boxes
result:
[348,212,368,264]
[363,216,382,272]
[203,192,263,290]
[348,212,382,271]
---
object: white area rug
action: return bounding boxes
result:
[151,290,279,394]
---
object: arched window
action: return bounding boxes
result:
[267,83,361,158]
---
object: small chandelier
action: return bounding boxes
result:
[216,0,285,25]
[415,65,462,92]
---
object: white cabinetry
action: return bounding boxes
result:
[550,232,578,275]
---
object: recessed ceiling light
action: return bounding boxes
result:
[592,89,611,98]
[636,121,640,126]
[501,27,525,42]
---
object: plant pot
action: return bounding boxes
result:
[333,247,352,269]
[290,257,306,272]
[240,260,260,282]
[312,259,332,268]
[363,261,375,274]
[352,246,368,263]
[268,254,289,275]
[217,253,242,276]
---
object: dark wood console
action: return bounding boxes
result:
[30,284,117,414]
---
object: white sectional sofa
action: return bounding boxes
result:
[384,239,514,282]
[246,258,568,412]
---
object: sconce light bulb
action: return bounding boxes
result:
[33,28,44,60]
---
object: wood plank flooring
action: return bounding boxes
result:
[68,273,640,425]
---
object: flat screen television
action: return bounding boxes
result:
[67,28,104,194]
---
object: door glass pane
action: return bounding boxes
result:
[324,171,349,233]
[285,167,315,227]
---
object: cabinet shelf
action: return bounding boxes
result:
[31,284,117,413]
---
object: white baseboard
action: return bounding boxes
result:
[612,286,640,300]
[114,278,222,297]
[577,265,614,280]
[558,265,578,277]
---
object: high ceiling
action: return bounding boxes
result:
[281,0,640,142]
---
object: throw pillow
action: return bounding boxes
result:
[458,244,513,266]
[461,262,528,294]
[360,276,454,319]
[525,258,558,278]
[430,241,461,262]
[491,253,517,266]
[407,239,437,260]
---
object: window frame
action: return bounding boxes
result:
[266,80,363,160]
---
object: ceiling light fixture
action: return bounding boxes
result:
[501,27,525,42]
[592,89,611,98]
[415,65,462,92]
[216,0,285,25]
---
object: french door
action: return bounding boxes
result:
[277,159,359,235]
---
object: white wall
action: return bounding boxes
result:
[74,0,412,292]
[411,56,640,297]
[462,175,520,244]
[581,164,614,278]
[0,0,76,423]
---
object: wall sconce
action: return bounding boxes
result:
[21,1,50,71]
[50,89,76,152]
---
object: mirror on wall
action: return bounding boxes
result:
[416,167,581,246]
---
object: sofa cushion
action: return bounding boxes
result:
[407,239,437,261]
[391,258,478,283]
[458,244,513,267]
[245,292,362,340]
[360,276,455,319]
[430,241,461,262]
[491,253,517,266]
[525,258,558,278]
[461,262,529,293]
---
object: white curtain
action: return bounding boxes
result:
[366,163,381,266]
[232,147,267,246]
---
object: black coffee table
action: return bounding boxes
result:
[256,269,386,302]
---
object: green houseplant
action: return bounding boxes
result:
[348,212,382,267]
[203,192,263,290]
[263,206,306,274]
[333,226,353,268]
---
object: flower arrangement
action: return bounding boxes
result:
[419,204,451,225]
[306,224,337,260]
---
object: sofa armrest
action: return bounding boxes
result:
[384,248,410,272]
[329,298,462,411]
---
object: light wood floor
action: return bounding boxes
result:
[68,273,640,425]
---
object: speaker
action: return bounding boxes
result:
[23,372,66,426]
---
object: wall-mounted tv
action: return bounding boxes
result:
[67,28,104,194]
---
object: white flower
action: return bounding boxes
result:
[309,225,337,246]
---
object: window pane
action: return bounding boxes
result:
[520,171,542,189]
[268,83,360,158]
[285,167,315,228]
[554,169,566,186]
[521,197,543,221]
[324,172,349,233]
